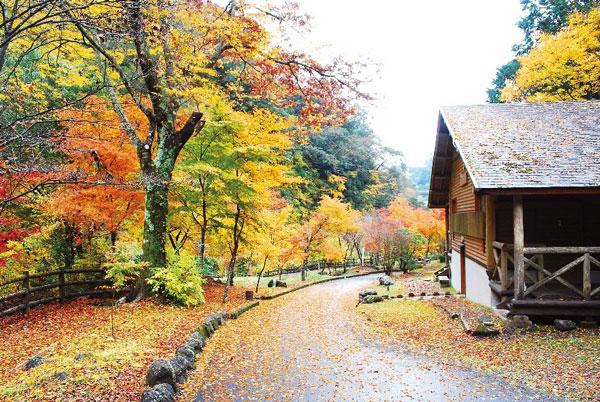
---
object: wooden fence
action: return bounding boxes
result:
[262,257,376,277]
[0,268,117,318]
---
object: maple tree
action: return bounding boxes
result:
[501,7,600,102]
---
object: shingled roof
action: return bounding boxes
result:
[428,101,600,208]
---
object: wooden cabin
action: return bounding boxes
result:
[428,102,600,320]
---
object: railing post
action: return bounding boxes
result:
[22,271,30,315]
[59,267,66,304]
[513,195,525,300]
[583,252,591,301]
[537,254,545,282]
[500,251,508,291]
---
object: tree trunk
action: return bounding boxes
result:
[255,255,268,293]
[223,204,243,303]
[138,182,169,298]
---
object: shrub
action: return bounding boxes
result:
[148,251,206,307]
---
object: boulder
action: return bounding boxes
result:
[141,383,176,402]
[378,275,394,286]
[205,314,219,330]
[216,312,229,325]
[507,315,532,329]
[578,320,598,329]
[267,279,275,288]
[176,345,195,364]
[146,359,176,390]
[362,295,374,304]
[198,323,212,338]
[186,332,205,353]
[359,289,378,298]
[372,295,383,303]
[275,280,287,288]
[554,319,577,331]
[472,324,499,337]
[24,356,48,371]
[170,355,192,383]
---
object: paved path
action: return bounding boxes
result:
[186,274,556,402]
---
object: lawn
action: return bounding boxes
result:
[0,282,250,402]
[356,264,600,401]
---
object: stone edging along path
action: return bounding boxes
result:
[139,269,386,402]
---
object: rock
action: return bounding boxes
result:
[479,316,495,327]
[141,383,176,402]
[408,292,415,297]
[554,319,576,331]
[198,324,212,338]
[373,295,383,303]
[176,345,195,363]
[170,356,191,384]
[267,279,275,288]
[359,289,378,298]
[382,295,389,300]
[24,356,48,371]
[186,332,205,353]
[378,275,394,286]
[362,295,374,304]
[507,315,532,329]
[433,292,440,296]
[74,353,92,361]
[275,280,287,288]
[216,311,229,324]
[472,324,499,337]
[146,359,176,390]
[420,292,427,297]
[205,314,219,330]
[397,294,403,299]
[52,372,68,381]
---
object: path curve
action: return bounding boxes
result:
[183,274,556,402]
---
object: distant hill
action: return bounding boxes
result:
[408,157,432,205]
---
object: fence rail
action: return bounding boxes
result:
[0,268,116,318]
[262,257,376,277]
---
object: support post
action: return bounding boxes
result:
[485,195,496,270]
[513,195,525,300]
[583,252,591,301]
[59,267,66,304]
[22,271,30,315]
[500,251,508,291]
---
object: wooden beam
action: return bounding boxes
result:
[583,253,591,301]
[513,195,525,300]
[485,195,496,270]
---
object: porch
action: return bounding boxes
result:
[488,195,600,319]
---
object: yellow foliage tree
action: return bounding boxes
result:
[502,8,600,102]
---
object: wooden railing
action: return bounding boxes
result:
[263,257,376,277]
[492,241,600,301]
[0,268,115,318]
[522,247,600,301]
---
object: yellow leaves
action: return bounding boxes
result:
[502,8,600,102]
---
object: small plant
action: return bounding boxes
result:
[147,251,206,307]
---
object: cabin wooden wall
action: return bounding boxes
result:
[449,155,486,266]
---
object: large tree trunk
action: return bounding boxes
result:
[223,205,243,303]
[137,182,170,298]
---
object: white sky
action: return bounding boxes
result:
[293,0,524,167]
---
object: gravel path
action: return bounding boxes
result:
[183,274,557,402]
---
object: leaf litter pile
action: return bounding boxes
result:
[0,281,248,402]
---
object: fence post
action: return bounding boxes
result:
[59,266,66,304]
[22,271,30,315]
[583,252,591,301]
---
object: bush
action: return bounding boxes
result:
[148,251,206,307]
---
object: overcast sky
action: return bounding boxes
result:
[293,0,524,167]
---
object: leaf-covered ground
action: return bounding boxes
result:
[358,269,600,401]
[179,273,558,402]
[0,282,249,402]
